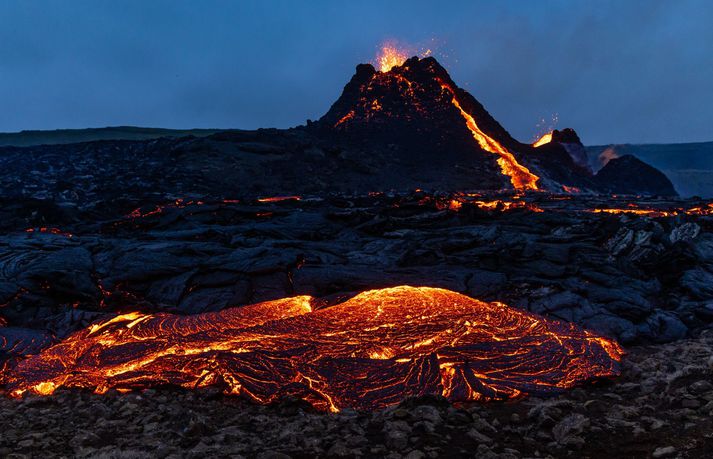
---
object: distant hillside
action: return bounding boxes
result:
[587,141,713,198]
[2,126,711,197]
[0,126,224,147]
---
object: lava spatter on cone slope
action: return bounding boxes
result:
[2,286,623,412]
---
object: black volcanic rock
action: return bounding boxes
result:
[594,155,678,196]
[549,128,592,175]
[551,128,583,144]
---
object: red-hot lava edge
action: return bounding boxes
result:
[1,286,623,412]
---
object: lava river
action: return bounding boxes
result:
[1,286,623,412]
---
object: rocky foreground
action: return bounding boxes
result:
[2,330,712,459]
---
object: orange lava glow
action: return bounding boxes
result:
[562,185,581,194]
[532,132,553,148]
[438,82,540,191]
[126,198,204,219]
[470,200,544,212]
[2,286,623,412]
[334,110,355,128]
[687,203,713,215]
[420,194,544,213]
[592,208,678,217]
[587,202,713,217]
[256,196,302,203]
[24,227,74,238]
[376,44,408,72]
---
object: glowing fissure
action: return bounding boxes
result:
[532,131,553,148]
[2,286,622,412]
[439,81,540,191]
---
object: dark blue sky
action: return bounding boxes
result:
[1,0,711,144]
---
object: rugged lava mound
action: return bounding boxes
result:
[2,286,623,412]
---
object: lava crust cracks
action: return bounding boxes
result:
[2,286,623,412]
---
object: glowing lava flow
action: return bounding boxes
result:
[2,287,622,411]
[439,82,540,191]
[532,132,553,148]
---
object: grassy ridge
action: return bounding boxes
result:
[2,127,711,197]
[0,126,224,147]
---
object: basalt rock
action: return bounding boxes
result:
[594,155,678,196]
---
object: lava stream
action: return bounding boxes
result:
[532,132,553,148]
[439,82,540,191]
[1,286,622,412]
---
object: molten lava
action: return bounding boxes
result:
[376,44,408,72]
[532,132,553,148]
[2,286,622,411]
[438,81,540,191]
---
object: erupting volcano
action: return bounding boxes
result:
[2,287,623,412]
[311,45,676,196]
[316,47,546,192]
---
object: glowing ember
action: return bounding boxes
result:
[2,286,622,411]
[438,81,540,191]
[376,44,408,72]
[532,132,553,148]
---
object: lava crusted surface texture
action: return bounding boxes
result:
[2,330,712,458]
[3,287,623,412]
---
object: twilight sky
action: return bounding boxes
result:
[1,0,711,144]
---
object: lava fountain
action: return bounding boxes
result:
[2,286,623,412]
[375,43,408,72]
